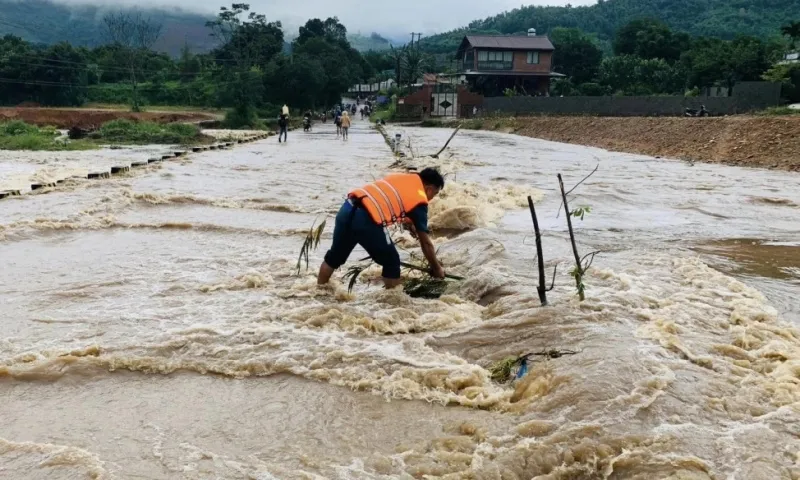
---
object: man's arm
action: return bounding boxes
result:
[417,231,444,279]
[406,204,444,278]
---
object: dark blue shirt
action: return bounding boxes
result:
[349,201,429,234]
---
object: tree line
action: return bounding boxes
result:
[419,0,800,55]
[1,2,798,117]
[0,3,392,127]
[532,19,799,101]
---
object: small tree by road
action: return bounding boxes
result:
[103,13,162,112]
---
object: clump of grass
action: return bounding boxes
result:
[0,121,95,151]
[296,219,327,275]
[419,119,439,127]
[343,262,371,293]
[1,120,40,136]
[403,277,449,298]
[96,119,205,145]
[224,106,266,130]
[757,106,800,116]
[489,356,522,383]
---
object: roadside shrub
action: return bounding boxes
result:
[223,105,265,130]
[0,121,95,151]
[1,120,39,136]
[98,119,202,144]
[578,82,610,96]
[757,106,800,116]
[763,63,800,103]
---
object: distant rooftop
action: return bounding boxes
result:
[461,34,555,51]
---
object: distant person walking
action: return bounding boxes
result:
[340,111,351,140]
[278,113,288,143]
[334,109,342,137]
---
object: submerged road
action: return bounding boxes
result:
[1,116,799,479]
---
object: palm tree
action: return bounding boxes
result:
[782,21,800,50]
[402,48,426,89]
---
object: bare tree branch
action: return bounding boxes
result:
[103,12,162,112]
[431,124,461,158]
[546,264,558,292]
[556,163,600,219]
[580,250,602,272]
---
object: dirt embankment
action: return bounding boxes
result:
[470,116,800,171]
[0,108,217,129]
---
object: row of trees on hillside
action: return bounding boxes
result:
[418,0,799,54]
[0,3,385,126]
[2,3,798,113]
[544,19,799,100]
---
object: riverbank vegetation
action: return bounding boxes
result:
[0,119,209,150]
[95,120,206,145]
[1,1,797,125]
[0,121,95,151]
[373,18,799,123]
[419,0,798,54]
[0,4,382,129]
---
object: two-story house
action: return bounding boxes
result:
[455,30,563,96]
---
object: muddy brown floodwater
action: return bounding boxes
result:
[1,118,799,479]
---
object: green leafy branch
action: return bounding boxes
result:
[571,206,592,221]
[296,219,326,275]
[489,349,580,384]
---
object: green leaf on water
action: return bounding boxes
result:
[571,206,592,221]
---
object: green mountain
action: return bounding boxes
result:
[420,0,800,54]
[0,0,218,55]
[0,0,403,55]
[347,33,412,51]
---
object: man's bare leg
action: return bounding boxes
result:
[382,277,403,289]
[318,262,335,285]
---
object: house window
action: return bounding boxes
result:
[477,50,513,70]
[485,51,512,61]
[527,51,540,64]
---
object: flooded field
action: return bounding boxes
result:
[1,118,800,479]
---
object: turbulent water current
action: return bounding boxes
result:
[1,118,799,479]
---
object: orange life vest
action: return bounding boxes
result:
[348,173,428,226]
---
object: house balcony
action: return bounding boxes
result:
[476,60,513,71]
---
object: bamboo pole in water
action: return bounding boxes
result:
[558,174,585,301]
[527,195,548,306]
[431,124,462,159]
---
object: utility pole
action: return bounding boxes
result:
[410,33,422,47]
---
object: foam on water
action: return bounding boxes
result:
[2,120,800,479]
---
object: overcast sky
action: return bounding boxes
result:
[51,0,596,37]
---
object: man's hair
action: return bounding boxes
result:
[418,167,445,189]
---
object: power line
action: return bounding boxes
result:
[0,75,257,90]
[0,58,216,77]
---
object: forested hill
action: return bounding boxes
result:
[420,0,800,54]
[0,0,394,55]
[0,0,219,55]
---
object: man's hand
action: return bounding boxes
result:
[430,263,445,279]
[418,231,444,279]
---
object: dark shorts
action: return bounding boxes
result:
[323,200,401,279]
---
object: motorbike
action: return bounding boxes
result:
[303,117,311,132]
[685,105,710,117]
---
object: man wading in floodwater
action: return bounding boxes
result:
[278,113,288,143]
[317,168,446,288]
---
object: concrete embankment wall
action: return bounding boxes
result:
[482,82,782,117]
[0,132,276,199]
[468,116,800,171]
